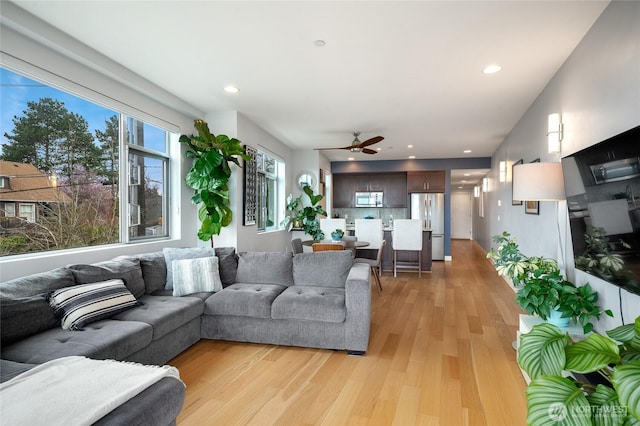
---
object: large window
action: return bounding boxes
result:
[256,150,284,232]
[0,67,171,256]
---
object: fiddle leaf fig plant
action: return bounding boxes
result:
[180,119,250,243]
[518,317,640,426]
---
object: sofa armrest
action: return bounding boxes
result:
[344,263,371,353]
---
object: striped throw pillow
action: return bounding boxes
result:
[172,256,222,296]
[48,279,139,330]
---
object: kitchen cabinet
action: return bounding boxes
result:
[333,175,355,208]
[382,230,432,272]
[383,173,407,207]
[333,173,407,208]
[355,174,384,192]
[407,171,445,193]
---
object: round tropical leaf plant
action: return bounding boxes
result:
[180,119,250,244]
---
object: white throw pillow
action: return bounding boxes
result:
[172,256,222,296]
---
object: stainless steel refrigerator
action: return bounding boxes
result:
[410,193,445,260]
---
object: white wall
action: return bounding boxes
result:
[477,1,640,331]
[205,111,298,253]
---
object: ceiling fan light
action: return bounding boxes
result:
[350,147,361,153]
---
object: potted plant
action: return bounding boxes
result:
[517,316,640,425]
[331,229,344,242]
[281,184,326,240]
[179,119,250,244]
[487,232,612,333]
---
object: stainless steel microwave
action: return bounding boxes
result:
[355,192,383,207]
[590,157,640,184]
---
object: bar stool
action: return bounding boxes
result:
[392,219,423,278]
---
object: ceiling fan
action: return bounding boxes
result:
[315,131,384,154]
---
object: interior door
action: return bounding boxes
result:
[451,191,472,239]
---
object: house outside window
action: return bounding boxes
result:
[256,150,284,232]
[4,203,15,217]
[18,204,35,223]
[0,67,172,256]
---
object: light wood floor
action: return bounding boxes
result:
[170,239,528,425]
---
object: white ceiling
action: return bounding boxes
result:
[11,1,608,175]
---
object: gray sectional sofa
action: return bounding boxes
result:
[0,248,371,425]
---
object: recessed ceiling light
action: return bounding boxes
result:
[376,147,381,151]
[464,173,471,176]
[458,186,464,189]
[348,157,355,161]
[461,180,467,183]
[314,40,326,47]
[464,149,472,153]
[224,86,239,93]
[409,155,416,159]
[483,64,502,74]
[407,145,413,148]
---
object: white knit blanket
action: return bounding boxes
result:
[0,356,183,426]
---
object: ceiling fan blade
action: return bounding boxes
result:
[362,148,378,154]
[314,146,354,151]
[359,136,384,148]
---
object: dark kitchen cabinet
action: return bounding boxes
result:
[407,171,445,193]
[355,174,384,192]
[383,173,407,207]
[333,174,355,208]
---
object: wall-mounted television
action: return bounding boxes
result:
[561,125,640,295]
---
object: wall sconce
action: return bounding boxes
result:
[482,177,489,192]
[499,161,506,182]
[547,113,563,154]
[474,186,480,197]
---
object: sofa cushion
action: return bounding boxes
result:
[68,257,146,299]
[111,295,204,340]
[235,252,294,286]
[0,359,37,383]
[271,286,346,323]
[1,297,59,346]
[1,319,153,364]
[163,247,214,290]
[172,256,222,296]
[293,251,353,288]
[0,268,75,298]
[135,251,167,294]
[215,247,238,287]
[204,283,287,318]
[48,280,140,331]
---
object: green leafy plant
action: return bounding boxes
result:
[331,229,344,240]
[280,184,326,240]
[488,231,612,333]
[180,119,250,243]
[518,316,640,425]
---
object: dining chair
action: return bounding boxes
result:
[290,238,304,255]
[354,239,386,295]
[392,219,423,277]
[354,219,384,250]
[319,218,347,240]
[341,235,358,257]
[312,243,344,252]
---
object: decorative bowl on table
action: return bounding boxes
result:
[331,229,344,242]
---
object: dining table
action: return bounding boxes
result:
[301,239,370,249]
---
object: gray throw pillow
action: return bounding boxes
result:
[135,251,167,294]
[67,257,146,299]
[0,268,75,298]
[215,247,238,287]
[163,247,215,290]
[293,251,353,288]
[235,252,294,286]
[0,297,59,346]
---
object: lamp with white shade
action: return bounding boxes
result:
[512,162,565,202]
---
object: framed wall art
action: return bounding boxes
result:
[511,159,523,205]
[525,158,540,214]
